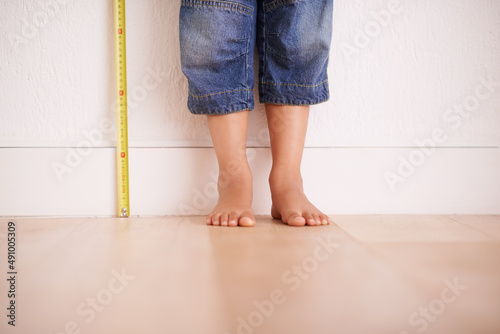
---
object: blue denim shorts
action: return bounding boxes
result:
[179,0,334,115]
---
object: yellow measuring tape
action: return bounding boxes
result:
[114,0,130,217]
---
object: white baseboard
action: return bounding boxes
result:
[1,147,499,216]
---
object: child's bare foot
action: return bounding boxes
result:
[206,163,255,227]
[269,170,330,226]
[205,111,255,227]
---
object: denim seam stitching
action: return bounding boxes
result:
[264,0,299,12]
[259,99,328,106]
[188,88,252,98]
[181,1,254,15]
[244,24,250,109]
[261,7,267,87]
[259,80,328,88]
[192,107,252,115]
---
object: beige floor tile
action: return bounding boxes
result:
[332,215,490,242]
[446,215,500,239]
[0,216,498,334]
[363,241,500,334]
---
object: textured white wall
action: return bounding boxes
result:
[1,0,498,147]
[0,0,499,216]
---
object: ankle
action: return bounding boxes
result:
[217,162,252,189]
[219,159,251,177]
[269,168,303,189]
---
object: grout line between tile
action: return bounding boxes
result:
[442,215,496,240]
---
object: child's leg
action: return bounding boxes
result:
[256,0,333,226]
[179,1,258,226]
[266,104,330,226]
[206,111,255,227]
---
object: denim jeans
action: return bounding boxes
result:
[179,0,334,115]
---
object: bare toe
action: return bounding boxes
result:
[312,213,321,226]
[228,212,238,227]
[320,214,330,225]
[304,213,316,226]
[220,213,229,226]
[287,213,307,226]
[239,210,256,227]
[212,214,221,226]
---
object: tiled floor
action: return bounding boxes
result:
[0,215,499,334]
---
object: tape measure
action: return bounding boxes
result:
[114,0,130,217]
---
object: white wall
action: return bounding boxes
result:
[1,0,499,216]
